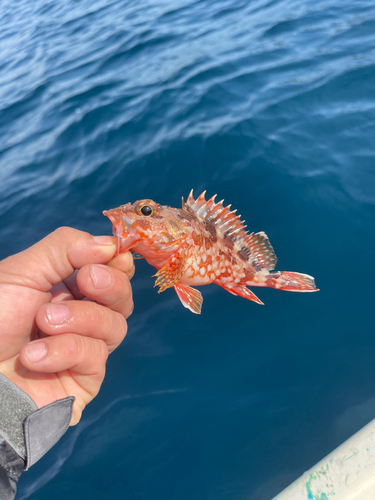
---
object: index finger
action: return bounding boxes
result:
[0,228,118,292]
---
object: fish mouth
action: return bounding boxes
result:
[103,209,140,254]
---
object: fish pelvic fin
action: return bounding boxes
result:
[174,284,203,314]
[218,283,264,305]
[153,250,187,293]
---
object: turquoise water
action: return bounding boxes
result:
[1,0,375,498]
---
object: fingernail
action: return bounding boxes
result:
[46,303,69,325]
[90,264,112,288]
[24,342,47,363]
[93,236,116,246]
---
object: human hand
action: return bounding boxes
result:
[0,228,134,425]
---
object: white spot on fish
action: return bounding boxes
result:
[185,268,194,278]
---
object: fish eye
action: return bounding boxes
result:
[140,205,153,216]
[134,200,159,217]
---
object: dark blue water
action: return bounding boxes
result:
[1,0,375,498]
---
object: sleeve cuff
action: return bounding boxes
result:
[0,373,74,469]
[23,396,74,469]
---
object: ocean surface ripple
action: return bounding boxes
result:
[1,0,375,499]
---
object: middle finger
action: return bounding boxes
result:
[35,300,128,353]
[76,263,134,318]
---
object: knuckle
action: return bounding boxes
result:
[69,334,108,365]
[52,227,90,244]
[126,299,134,318]
[96,302,110,324]
[52,227,75,240]
[117,312,128,339]
[102,306,120,337]
[118,271,130,291]
[121,276,133,301]
[107,312,127,352]
[96,339,109,364]
[107,273,133,311]
[65,333,83,358]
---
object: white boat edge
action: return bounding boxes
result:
[272,418,375,500]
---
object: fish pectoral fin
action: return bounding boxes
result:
[131,252,144,260]
[153,251,187,293]
[219,283,264,305]
[174,284,203,314]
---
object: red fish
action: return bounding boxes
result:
[103,191,318,314]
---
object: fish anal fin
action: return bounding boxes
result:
[174,284,203,314]
[219,283,264,305]
[153,251,187,293]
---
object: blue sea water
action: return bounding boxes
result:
[1,0,375,498]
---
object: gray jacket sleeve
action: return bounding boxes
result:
[0,373,75,500]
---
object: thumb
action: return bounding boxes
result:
[0,227,117,292]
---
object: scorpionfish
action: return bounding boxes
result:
[103,191,318,314]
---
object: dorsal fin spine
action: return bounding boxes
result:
[206,206,223,219]
[187,190,194,205]
[186,190,254,247]
[220,220,233,230]
[196,206,207,217]
[226,218,242,234]
[197,191,206,202]
[184,191,278,272]
[194,192,207,212]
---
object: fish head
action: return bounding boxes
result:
[103,199,190,258]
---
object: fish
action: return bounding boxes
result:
[103,190,318,314]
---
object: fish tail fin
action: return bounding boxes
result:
[270,271,318,292]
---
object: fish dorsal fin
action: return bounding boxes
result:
[183,190,277,270]
[244,232,277,270]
